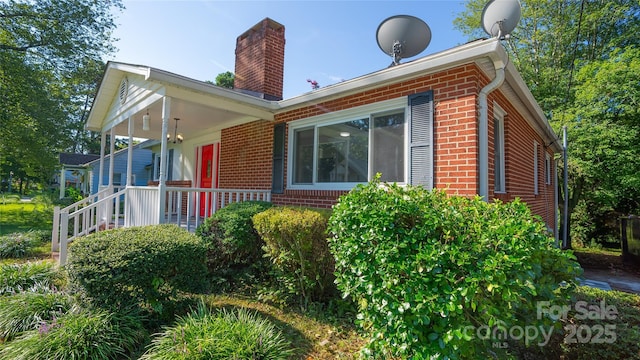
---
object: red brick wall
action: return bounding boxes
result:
[234,18,285,100]
[272,64,482,206]
[432,67,480,197]
[271,190,348,209]
[219,120,273,190]
[488,93,557,229]
[218,62,557,229]
[481,66,556,229]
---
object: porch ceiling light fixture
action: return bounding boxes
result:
[170,117,183,144]
[142,109,150,131]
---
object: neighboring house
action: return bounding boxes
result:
[84,142,152,194]
[57,153,100,198]
[140,140,183,184]
[53,17,562,263]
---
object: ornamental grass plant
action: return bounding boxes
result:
[141,302,293,360]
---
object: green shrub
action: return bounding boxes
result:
[141,302,293,360]
[26,229,51,244]
[328,178,582,359]
[64,187,84,203]
[0,194,21,204]
[195,201,273,274]
[560,287,640,359]
[0,291,73,341]
[0,230,51,259]
[0,306,147,360]
[253,207,335,307]
[66,224,208,316]
[0,233,36,259]
[0,261,60,295]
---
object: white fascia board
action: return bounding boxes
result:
[276,39,506,111]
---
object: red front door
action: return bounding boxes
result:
[199,143,219,216]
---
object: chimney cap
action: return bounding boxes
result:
[237,17,284,40]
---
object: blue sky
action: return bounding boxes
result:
[110,1,471,99]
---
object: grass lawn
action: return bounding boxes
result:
[0,202,52,236]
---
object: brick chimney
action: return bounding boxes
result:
[234,18,285,101]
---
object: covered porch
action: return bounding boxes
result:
[51,62,277,265]
[51,186,270,265]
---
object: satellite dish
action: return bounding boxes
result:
[376,15,431,67]
[481,0,521,39]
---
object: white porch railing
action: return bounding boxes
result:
[160,186,272,232]
[52,187,126,265]
[52,186,271,265]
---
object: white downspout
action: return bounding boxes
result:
[478,62,505,200]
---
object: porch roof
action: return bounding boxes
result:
[86,62,278,140]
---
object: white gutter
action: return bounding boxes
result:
[478,57,506,200]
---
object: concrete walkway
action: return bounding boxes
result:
[581,268,640,294]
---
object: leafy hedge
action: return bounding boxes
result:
[66,224,208,316]
[559,286,640,359]
[328,179,582,358]
[253,207,335,307]
[195,201,273,275]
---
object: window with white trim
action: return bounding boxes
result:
[533,141,539,195]
[493,105,506,193]
[291,112,405,187]
[288,98,411,190]
[545,152,552,185]
[288,94,434,190]
[152,149,174,181]
[113,173,123,186]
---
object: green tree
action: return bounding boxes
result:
[0,0,123,191]
[215,71,235,89]
[0,0,123,75]
[560,47,640,242]
[454,0,640,247]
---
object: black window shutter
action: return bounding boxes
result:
[272,123,285,193]
[408,91,434,188]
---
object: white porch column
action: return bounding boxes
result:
[127,116,134,186]
[108,127,115,188]
[59,168,65,199]
[158,96,171,223]
[98,131,106,190]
